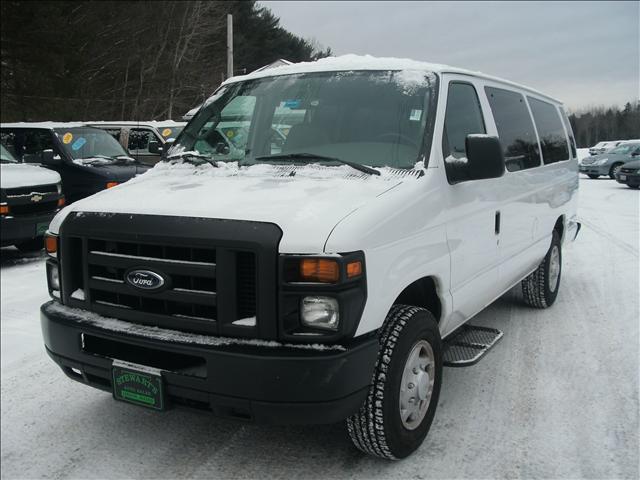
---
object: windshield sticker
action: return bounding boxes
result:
[283,99,301,109]
[161,128,172,137]
[62,132,73,144]
[225,129,235,138]
[409,109,423,121]
[71,137,87,151]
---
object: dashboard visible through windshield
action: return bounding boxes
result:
[175,70,438,169]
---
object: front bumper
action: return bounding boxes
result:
[41,301,378,424]
[0,211,56,246]
[579,164,608,176]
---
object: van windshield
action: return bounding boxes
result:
[609,143,639,155]
[53,127,132,165]
[175,70,437,169]
[0,144,18,163]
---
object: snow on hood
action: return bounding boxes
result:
[50,160,422,252]
[1,163,60,189]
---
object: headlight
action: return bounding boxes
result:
[594,158,608,165]
[56,183,62,194]
[47,262,60,292]
[300,296,339,331]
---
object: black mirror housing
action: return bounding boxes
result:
[215,142,230,155]
[40,149,60,165]
[148,141,163,154]
[464,134,505,181]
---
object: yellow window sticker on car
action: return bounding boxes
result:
[226,130,235,138]
[62,132,73,144]
[161,128,172,137]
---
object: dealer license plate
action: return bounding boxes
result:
[112,361,165,410]
[619,175,627,180]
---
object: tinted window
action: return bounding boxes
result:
[129,128,156,154]
[559,107,577,158]
[23,130,55,163]
[442,82,486,182]
[528,97,569,164]
[485,87,540,171]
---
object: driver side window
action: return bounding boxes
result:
[442,82,486,183]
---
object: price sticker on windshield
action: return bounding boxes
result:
[161,128,172,137]
[62,132,73,144]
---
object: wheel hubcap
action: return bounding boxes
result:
[399,340,435,430]
[548,245,560,292]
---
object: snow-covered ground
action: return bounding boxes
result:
[1,178,638,479]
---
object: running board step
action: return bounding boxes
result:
[443,325,503,367]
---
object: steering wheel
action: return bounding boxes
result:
[375,132,419,148]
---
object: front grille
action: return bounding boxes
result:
[5,183,58,197]
[620,168,637,174]
[59,213,281,340]
[10,200,58,216]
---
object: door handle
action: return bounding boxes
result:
[495,211,501,235]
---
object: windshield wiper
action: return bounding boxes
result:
[254,153,380,176]
[167,151,217,167]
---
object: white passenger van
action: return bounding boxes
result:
[40,55,579,460]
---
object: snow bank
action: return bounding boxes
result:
[45,302,345,352]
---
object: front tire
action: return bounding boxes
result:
[522,230,561,308]
[628,184,639,189]
[587,174,600,179]
[346,305,442,459]
[609,163,623,179]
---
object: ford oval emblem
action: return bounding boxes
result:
[125,269,165,291]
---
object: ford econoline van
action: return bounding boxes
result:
[39,55,580,460]
[0,123,150,203]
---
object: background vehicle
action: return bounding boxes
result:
[588,140,625,156]
[40,56,579,460]
[615,159,640,188]
[579,140,640,178]
[0,123,150,203]
[86,121,186,165]
[1,144,64,251]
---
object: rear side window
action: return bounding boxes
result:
[485,87,540,172]
[528,97,569,164]
[23,130,55,163]
[442,82,486,183]
[559,107,577,158]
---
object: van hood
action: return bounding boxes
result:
[71,159,151,180]
[50,160,423,252]
[1,163,61,189]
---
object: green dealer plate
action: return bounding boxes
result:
[36,222,49,236]
[112,363,165,410]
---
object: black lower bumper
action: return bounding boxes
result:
[615,173,640,186]
[1,212,55,246]
[41,301,378,424]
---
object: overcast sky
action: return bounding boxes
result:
[261,1,639,112]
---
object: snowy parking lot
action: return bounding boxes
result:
[1,178,638,479]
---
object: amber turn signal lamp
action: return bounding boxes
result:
[57,196,65,207]
[300,258,340,283]
[106,182,119,189]
[346,260,363,278]
[0,204,8,215]
[45,234,58,256]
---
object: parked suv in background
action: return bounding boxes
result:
[86,121,186,165]
[0,123,150,203]
[580,141,640,179]
[1,144,64,251]
[40,55,580,460]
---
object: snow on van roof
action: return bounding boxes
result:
[1,121,186,129]
[223,54,561,104]
[85,120,186,127]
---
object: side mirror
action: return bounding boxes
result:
[148,141,163,154]
[215,142,230,155]
[464,135,505,181]
[631,151,639,157]
[41,149,61,165]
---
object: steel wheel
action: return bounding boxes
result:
[548,245,560,292]
[399,340,435,430]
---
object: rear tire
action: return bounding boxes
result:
[346,305,442,460]
[15,237,44,253]
[609,163,623,179]
[628,185,639,189]
[587,174,599,179]
[522,231,561,308]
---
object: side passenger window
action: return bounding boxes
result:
[23,130,55,163]
[485,87,541,172]
[528,97,569,164]
[442,82,486,183]
[129,129,154,154]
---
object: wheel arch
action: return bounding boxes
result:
[392,276,443,323]
[553,215,565,243]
